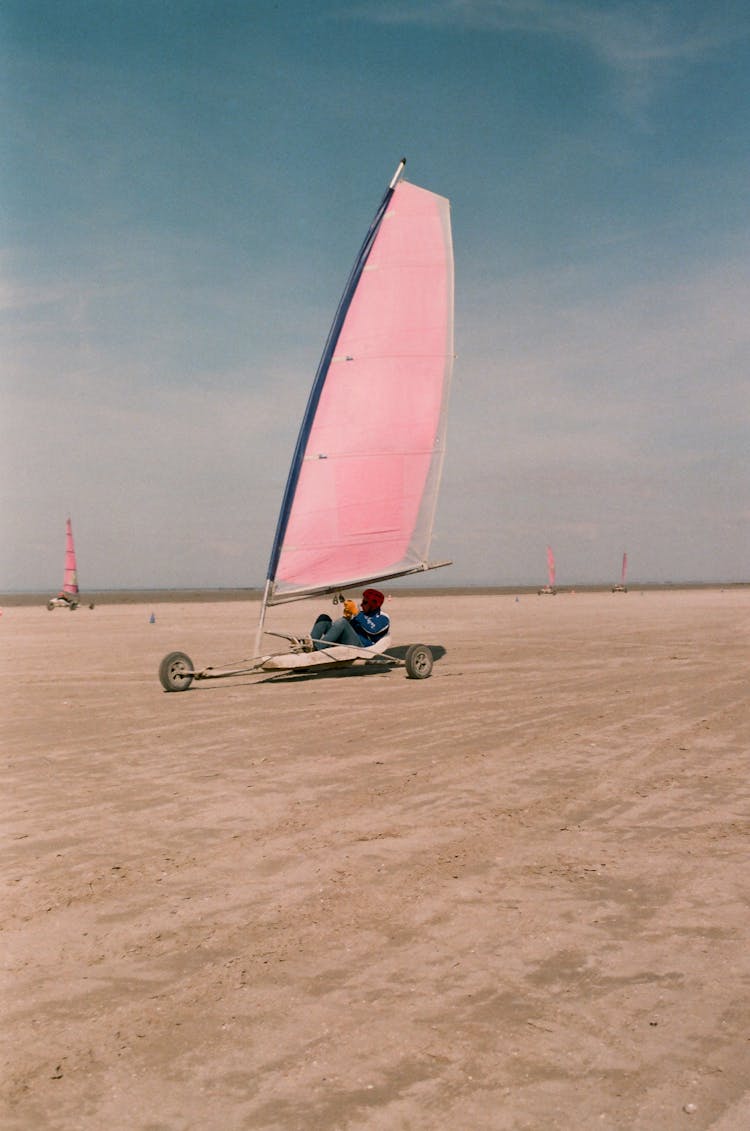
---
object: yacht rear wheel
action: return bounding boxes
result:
[405,644,433,679]
[159,651,195,692]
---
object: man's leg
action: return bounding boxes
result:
[313,616,362,648]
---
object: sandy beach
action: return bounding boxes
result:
[3,588,749,1130]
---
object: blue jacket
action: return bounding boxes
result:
[351,610,390,646]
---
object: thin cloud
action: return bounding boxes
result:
[351,0,748,57]
[348,1,750,115]
[451,255,750,507]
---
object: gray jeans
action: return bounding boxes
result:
[311,614,364,649]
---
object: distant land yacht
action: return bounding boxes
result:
[46,517,94,611]
[538,545,557,595]
[612,551,628,593]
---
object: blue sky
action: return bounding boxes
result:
[2,0,748,590]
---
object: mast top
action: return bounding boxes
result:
[389,158,407,189]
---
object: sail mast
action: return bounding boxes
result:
[256,157,453,639]
[265,159,406,575]
[257,159,410,638]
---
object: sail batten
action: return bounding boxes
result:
[302,449,443,461]
[262,166,454,609]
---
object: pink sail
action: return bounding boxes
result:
[62,517,79,595]
[546,545,556,588]
[267,168,454,604]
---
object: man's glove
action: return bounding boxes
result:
[342,599,358,619]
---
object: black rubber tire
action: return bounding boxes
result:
[46,601,54,611]
[159,651,195,692]
[405,643,433,679]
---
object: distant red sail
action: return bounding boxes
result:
[546,545,556,588]
[62,517,80,595]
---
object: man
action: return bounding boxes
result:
[310,588,389,649]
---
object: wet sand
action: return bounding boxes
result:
[3,589,749,1130]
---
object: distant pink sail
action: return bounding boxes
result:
[546,545,556,588]
[621,552,628,585]
[268,172,454,603]
[62,517,79,595]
